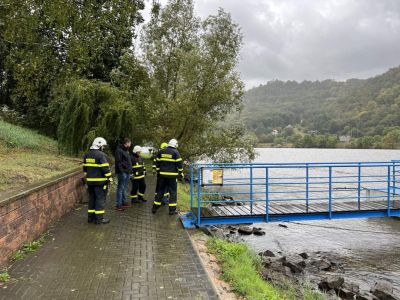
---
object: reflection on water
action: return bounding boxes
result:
[242,148,400,294]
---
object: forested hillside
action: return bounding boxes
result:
[242,66,400,148]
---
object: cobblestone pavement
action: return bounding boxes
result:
[0,177,217,300]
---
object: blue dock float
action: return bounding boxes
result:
[181,161,400,228]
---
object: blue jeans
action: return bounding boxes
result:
[116,172,130,207]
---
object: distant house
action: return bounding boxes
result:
[271,129,279,136]
[339,135,351,143]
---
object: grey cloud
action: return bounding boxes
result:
[195,0,400,88]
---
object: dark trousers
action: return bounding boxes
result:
[131,178,146,202]
[154,176,169,203]
[153,177,177,212]
[88,185,107,221]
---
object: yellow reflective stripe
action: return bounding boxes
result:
[178,168,183,171]
[82,163,110,167]
[132,165,143,169]
[138,192,145,196]
[86,178,107,182]
[164,193,170,196]
[133,175,145,179]
[156,168,160,171]
[95,210,105,214]
[154,201,162,205]
[103,185,107,190]
[104,172,112,177]
[157,158,182,162]
[159,172,178,176]
[130,195,138,198]
[169,203,177,207]
[88,209,95,213]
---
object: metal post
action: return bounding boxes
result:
[265,167,269,222]
[357,163,361,210]
[306,164,309,213]
[329,166,332,219]
[197,166,201,225]
[250,166,253,215]
[387,165,391,217]
[190,165,193,210]
[392,162,396,197]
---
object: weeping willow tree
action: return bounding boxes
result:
[57,79,143,155]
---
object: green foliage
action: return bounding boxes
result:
[1,0,145,135]
[241,67,400,148]
[0,271,10,283]
[56,79,140,155]
[0,119,57,152]
[10,236,46,263]
[141,1,255,161]
[207,238,324,300]
[2,0,255,162]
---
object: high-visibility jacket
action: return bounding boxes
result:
[130,153,146,180]
[156,146,183,178]
[82,149,112,186]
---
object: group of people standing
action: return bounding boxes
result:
[82,137,183,224]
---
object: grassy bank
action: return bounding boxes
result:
[207,238,324,300]
[177,182,191,212]
[0,120,80,193]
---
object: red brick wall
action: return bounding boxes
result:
[0,170,85,266]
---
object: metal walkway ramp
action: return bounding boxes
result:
[181,161,400,228]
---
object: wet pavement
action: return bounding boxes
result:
[0,177,217,300]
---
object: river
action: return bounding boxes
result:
[242,148,400,294]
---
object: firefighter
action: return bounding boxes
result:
[153,142,170,205]
[130,145,147,203]
[152,139,183,215]
[83,137,112,224]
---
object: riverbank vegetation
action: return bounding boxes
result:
[241,66,400,149]
[207,237,324,300]
[0,0,255,162]
[0,120,79,193]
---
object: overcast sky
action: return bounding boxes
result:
[142,0,400,89]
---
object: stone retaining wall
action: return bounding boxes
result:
[0,169,85,266]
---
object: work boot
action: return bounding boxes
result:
[141,198,147,203]
[169,210,178,215]
[88,213,95,223]
[115,206,125,211]
[95,216,110,224]
[151,207,158,214]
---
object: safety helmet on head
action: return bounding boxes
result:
[133,145,142,153]
[168,139,178,148]
[91,137,107,150]
[160,142,168,149]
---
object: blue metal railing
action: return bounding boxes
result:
[182,161,400,227]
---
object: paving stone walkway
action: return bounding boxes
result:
[0,177,217,300]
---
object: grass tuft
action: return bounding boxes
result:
[0,271,10,283]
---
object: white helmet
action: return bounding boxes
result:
[91,137,107,150]
[133,145,142,153]
[168,139,178,148]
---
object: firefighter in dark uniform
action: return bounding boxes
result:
[130,145,147,203]
[152,142,170,205]
[152,139,183,215]
[83,137,112,224]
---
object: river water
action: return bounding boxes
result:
[242,148,400,294]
